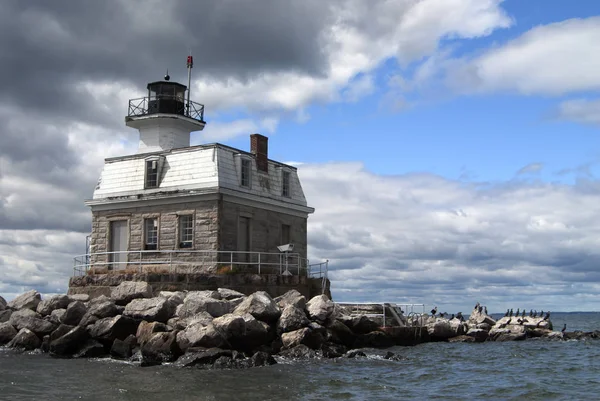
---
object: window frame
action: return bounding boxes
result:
[241,157,251,188]
[145,159,159,189]
[282,170,291,197]
[178,214,194,249]
[144,217,158,251]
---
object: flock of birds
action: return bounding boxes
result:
[427,303,567,332]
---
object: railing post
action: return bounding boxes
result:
[230,252,233,271]
[258,253,261,275]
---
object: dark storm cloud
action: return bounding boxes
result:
[0,0,332,119]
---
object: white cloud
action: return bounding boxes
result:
[195,118,280,142]
[556,98,600,126]
[446,17,600,95]
[298,162,600,312]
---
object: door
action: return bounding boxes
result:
[237,217,251,265]
[109,220,128,270]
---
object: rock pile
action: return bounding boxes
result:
[0,283,403,369]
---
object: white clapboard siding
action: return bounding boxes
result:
[92,144,308,207]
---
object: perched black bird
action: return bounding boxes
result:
[543,312,550,321]
[505,309,510,317]
[516,308,520,317]
[506,318,512,325]
[534,310,538,317]
[431,306,438,316]
[521,310,525,318]
[484,306,488,315]
[456,312,464,322]
[509,309,514,317]
[562,324,567,333]
[529,309,533,317]
[475,302,480,310]
[450,314,455,320]
[478,305,483,314]
[540,310,544,317]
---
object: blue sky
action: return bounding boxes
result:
[2,0,600,312]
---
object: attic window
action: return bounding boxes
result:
[145,160,159,188]
[282,170,291,197]
[241,158,251,188]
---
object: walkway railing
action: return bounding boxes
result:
[335,302,426,328]
[72,249,328,279]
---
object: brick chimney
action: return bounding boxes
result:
[250,133,269,173]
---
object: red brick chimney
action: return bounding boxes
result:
[250,133,268,173]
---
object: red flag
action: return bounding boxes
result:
[187,55,193,68]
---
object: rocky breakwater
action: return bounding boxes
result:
[0,282,405,369]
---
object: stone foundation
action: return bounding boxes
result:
[68,273,331,300]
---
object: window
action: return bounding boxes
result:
[178,215,193,248]
[241,158,251,187]
[145,160,158,188]
[281,224,291,245]
[282,171,291,197]
[144,218,158,250]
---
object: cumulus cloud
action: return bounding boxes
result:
[556,98,600,126]
[300,163,600,312]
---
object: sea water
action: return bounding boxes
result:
[0,312,599,401]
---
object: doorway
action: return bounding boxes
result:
[109,220,128,270]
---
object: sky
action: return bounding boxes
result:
[1,0,600,313]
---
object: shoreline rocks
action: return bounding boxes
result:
[0,284,595,370]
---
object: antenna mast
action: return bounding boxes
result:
[186,52,193,116]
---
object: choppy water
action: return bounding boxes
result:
[1,312,599,401]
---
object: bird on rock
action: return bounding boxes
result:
[431,306,438,316]
[521,310,526,318]
[505,309,510,317]
[516,308,520,316]
[529,310,533,317]
[450,314,455,320]
[543,311,550,321]
[562,324,567,333]
[484,306,488,315]
[509,309,514,317]
[456,312,464,322]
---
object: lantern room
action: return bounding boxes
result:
[146,80,187,116]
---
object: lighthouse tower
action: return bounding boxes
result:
[125,56,205,153]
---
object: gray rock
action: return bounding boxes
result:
[240,313,270,348]
[141,332,182,366]
[306,295,334,323]
[468,306,496,327]
[74,340,106,358]
[158,291,185,305]
[0,322,18,344]
[175,311,214,330]
[277,344,318,359]
[136,321,169,345]
[68,294,90,303]
[448,318,468,337]
[274,290,306,310]
[123,298,176,323]
[354,331,395,348]
[111,281,153,305]
[350,315,380,335]
[49,309,66,325]
[8,290,42,311]
[8,328,41,350]
[0,296,6,310]
[494,332,527,342]
[212,314,246,341]
[179,297,230,319]
[36,295,70,316]
[249,351,276,367]
[49,326,89,356]
[466,328,489,342]
[448,335,477,343]
[50,324,76,343]
[175,347,233,367]
[184,290,222,302]
[88,315,140,342]
[9,309,56,335]
[110,338,133,359]
[0,309,12,323]
[217,288,246,300]
[233,291,281,323]
[62,301,87,326]
[277,305,309,334]
[327,320,356,347]
[427,319,456,340]
[321,342,348,358]
[177,323,226,351]
[281,327,324,350]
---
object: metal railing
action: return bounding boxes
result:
[127,95,205,122]
[72,249,328,279]
[335,302,426,328]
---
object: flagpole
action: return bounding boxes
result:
[186,53,193,116]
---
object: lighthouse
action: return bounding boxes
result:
[125,55,205,153]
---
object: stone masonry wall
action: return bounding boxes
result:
[219,200,308,273]
[90,200,219,272]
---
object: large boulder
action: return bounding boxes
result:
[184,291,221,302]
[178,297,230,319]
[427,319,456,340]
[141,332,182,366]
[233,291,281,323]
[281,326,325,350]
[217,288,246,301]
[448,318,468,337]
[79,300,119,327]
[7,328,41,350]
[274,290,306,310]
[467,306,496,327]
[466,328,489,342]
[306,295,334,323]
[175,347,233,367]
[177,323,226,351]
[0,321,18,344]
[9,309,57,335]
[136,321,169,345]
[111,281,153,305]
[8,290,41,311]
[0,309,12,323]
[0,296,6,310]
[68,294,90,303]
[277,305,309,334]
[212,314,246,341]
[88,315,140,342]
[349,315,381,335]
[326,320,356,348]
[174,311,214,330]
[49,309,66,325]
[123,298,176,323]
[36,295,70,316]
[61,301,87,326]
[49,326,89,356]
[239,313,271,350]
[158,291,186,305]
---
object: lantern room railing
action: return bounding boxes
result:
[127,94,205,123]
